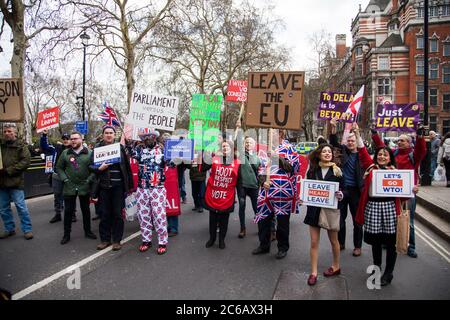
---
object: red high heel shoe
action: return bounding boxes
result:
[307,274,318,286]
[323,267,341,277]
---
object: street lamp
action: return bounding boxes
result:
[80,31,90,122]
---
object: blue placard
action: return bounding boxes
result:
[164,139,194,161]
[75,121,88,135]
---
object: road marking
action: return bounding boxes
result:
[12,231,141,300]
[415,226,450,264]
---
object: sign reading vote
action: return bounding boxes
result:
[226,79,247,103]
[0,78,24,121]
[300,179,339,209]
[164,139,194,161]
[370,170,414,198]
[36,106,60,133]
[128,91,179,132]
[93,143,121,166]
[246,71,305,130]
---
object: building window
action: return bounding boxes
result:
[430,39,438,52]
[430,115,437,132]
[416,60,424,75]
[355,63,363,76]
[378,78,391,95]
[444,43,450,56]
[430,6,439,17]
[417,84,424,103]
[378,56,389,70]
[417,37,424,49]
[444,93,450,111]
[430,62,439,79]
[430,88,438,106]
[355,47,362,56]
[443,120,450,135]
[443,65,450,83]
[443,5,450,16]
[417,7,424,18]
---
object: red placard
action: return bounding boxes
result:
[226,80,247,102]
[36,106,60,133]
[164,166,181,216]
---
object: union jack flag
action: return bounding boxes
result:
[98,101,122,127]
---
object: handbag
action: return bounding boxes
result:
[318,208,340,231]
[396,202,410,254]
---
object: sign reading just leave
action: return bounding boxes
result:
[246,71,305,130]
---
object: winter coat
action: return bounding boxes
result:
[438,138,450,164]
[0,138,30,189]
[56,147,94,196]
[238,151,260,189]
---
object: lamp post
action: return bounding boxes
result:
[80,31,90,122]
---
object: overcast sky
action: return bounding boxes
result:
[0,0,371,77]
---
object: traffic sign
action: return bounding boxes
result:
[75,120,88,135]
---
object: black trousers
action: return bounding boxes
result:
[209,211,230,242]
[64,194,91,236]
[444,158,450,184]
[258,213,290,252]
[338,187,363,248]
[99,185,125,243]
[237,185,258,229]
[191,181,205,209]
[371,242,397,275]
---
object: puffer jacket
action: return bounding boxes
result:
[0,138,30,189]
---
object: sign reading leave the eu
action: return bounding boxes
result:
[375,103,420,132]
[300,179,339,209]
[93,143,121,167]
[164,139,194,161]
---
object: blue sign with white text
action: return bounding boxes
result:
[164,139,194,161]
[75,121,88,135]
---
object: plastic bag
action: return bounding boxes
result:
[124,192,138,222]
[433,165,446,182]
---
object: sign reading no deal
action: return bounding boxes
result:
[246,71,305,130]
[0,78,24,121]
[127,91,179,132]
[370,169,414,198]
[36,106,60,133]
[93,143,121,167]
[300,179,339,209]
[226,80,247,103]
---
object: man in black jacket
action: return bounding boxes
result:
[90,126,134,251]
[329,118,364,256]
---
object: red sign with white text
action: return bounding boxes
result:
[36,106,60,133]
[226,80,248,102]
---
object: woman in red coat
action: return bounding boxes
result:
[354,125,404,286]
[202,139,240,249]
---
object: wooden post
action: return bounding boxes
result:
[266,128,273,184]
[233,101,245,141]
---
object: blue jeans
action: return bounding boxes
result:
[167,216,179,233]
[0,188,32,233]
[408,196,416,251]
[430,157,437,178]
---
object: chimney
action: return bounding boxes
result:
[336,34,347,59]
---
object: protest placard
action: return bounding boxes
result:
[36,106,60,133]
[300,179,339,209]
[164,139,194,161]
[317,91,357,122]
[93,143,121,166]
[164,167,180,215]
[188,94,222,152]
[45,155,54,173]
[370,169,414,198]
[226,80,248,103]
[127,91,179,131]
[374,103,420,132]
[0,78,24,121]
[246,71,304,129]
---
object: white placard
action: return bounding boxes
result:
[93,143,121,166]
[126,91,179,131]
[370,169,414,198]
[300,179,339,209]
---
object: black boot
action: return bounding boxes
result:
[49,214,62,223]
[205,238,215,248]
[380,273,393,286]
[219,239,225,249]
[60,234,70,245]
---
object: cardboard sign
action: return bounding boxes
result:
[0,78,24,121]
[246,71,305,129]
[226,80,248,102]
[127,91,179,131]
[45,155,54,173]
[36,106,60,133]
[375,103,420,133]
[370,169,414,198]
[164,139,194,161]
[93,143,121,166]
[317,91,357,122]
[188,94,222,152]
[300,179,339,209]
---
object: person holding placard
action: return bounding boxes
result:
[371,125,426,258]
[355,125,407,286]
[303,144,344,286]
[90,126,134,251]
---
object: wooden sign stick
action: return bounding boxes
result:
[233,101,245,141]
[266,128,273,184]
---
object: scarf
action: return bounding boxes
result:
[364,163,396,178]
[318,161,342,177]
